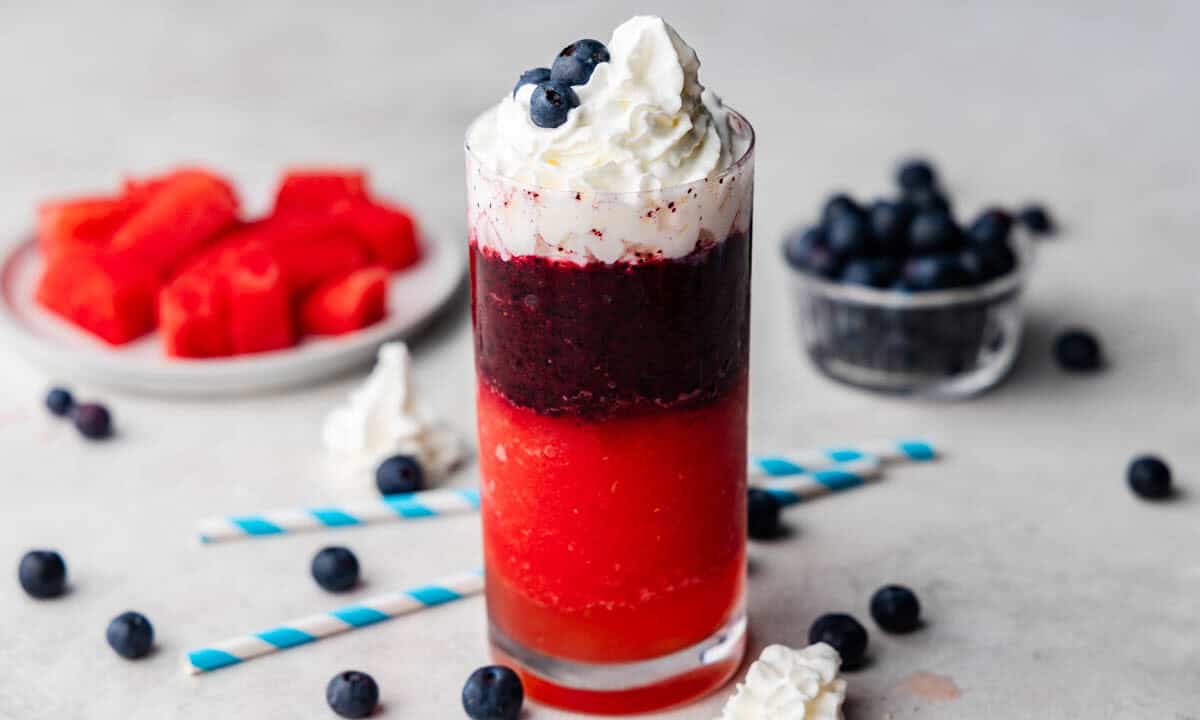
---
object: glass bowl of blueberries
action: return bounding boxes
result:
[785,159,1054,398]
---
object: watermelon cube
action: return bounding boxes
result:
[300,266,389,335]
[36,249,160,345]
[36,195,132,259]
[227,244,295,355]
[158,263,232,359]
[337,201,421,270]
[274,169,368,215]
[111,171,239,277]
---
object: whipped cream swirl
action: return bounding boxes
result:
[468,15,740,192]
[717,643,848,720]
[322,342,461,496]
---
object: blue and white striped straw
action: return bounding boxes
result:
[185,570,484,674]
[752,458,884,506]
[750,438,937,478]
[197,488,480,544]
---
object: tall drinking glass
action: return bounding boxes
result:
[467,112,754,715]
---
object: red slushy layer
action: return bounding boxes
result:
[478,377,748,662]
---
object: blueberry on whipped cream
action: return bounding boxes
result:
[529,80,579,128]
[717,643,847,720]
[551,38,611,86]
[512,67,551,98]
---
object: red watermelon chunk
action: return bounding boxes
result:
[336,201,421,270]
[36,195,132,259]
[227,244,295,355]
[159,264,231,358]
[111,171,239,277]
[300,266,389,335]
[274,169,368,215]
[36,249,160,345]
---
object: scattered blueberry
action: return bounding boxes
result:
[821,193,861,228]
[808,613,869,670]
[512,67,551,97]
[1053,329,1102,372]
[550,39,610,86]
[311,546,360,592]
[783,226,826,270]
[747,488,783,540]
[841,257,901,289]
[462,665,524,720]
[870,585,922,633]
[72,403,112,440]
[868,199,914,255]
[967,207,1013,249]
[1127,455,1173,500]
[529,81,579,129]
[904,185,952,215]
[896,158,937,191]
[326,670,380,719]
[826,211,872,257]
[18,549,67,599]
[375,455,425,496]
[45,387,74,417]
[1018,203,1054,234]
[902,254,972,291]
[106,611,154,659]
[908,211,962,255]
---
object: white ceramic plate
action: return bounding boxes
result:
[0,225,465,396]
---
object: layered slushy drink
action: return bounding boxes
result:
[466,16,754,713]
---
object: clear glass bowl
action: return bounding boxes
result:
[790,233,1033,399]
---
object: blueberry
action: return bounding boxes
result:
[311,546,359,592]
[870,585,922,633]
[783,226,825,270]
[902,254,972,291]
[512,67,551,98]
[747,488,783,540]
[868,199,914,256]
[1053,329,1102,372]
[908,211,963,255]
[45,387,74,417]
[462,665,524,720]
[529,81,579,129]
[18,549,66,599]
[1128,455,1172,500]
[72,403,112,440]
[904,185,952,215]
[967,207,1013,249]
[896,158,937,191]
[840,257,901,289]
[826,211,872,257]
[1018,204,1054,234]
[326,670,379,719]
[106,611,154,659]
[960,244,1016,283]
[821,193,861,228]
[375,455,425,496]
[550,39,610,86]
[805,246,844,280]
[808,613,869,670]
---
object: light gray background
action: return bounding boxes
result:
[2,1,1198,718]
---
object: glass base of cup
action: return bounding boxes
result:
[489,610,747,715]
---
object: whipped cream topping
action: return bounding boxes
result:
[322,342,461,495]
[469,15,736,192]
[466,15,753,265]
[717,643,848,720]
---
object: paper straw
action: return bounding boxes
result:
[753,459,884,506]
[186,570,484,674]
[750,438,937,477]
[197,488,480,544]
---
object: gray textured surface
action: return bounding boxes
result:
[2,1,1198,718]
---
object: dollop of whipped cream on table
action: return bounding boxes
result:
[717,643,848,720]
[322,342,461,494]
[468,15,738,193]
